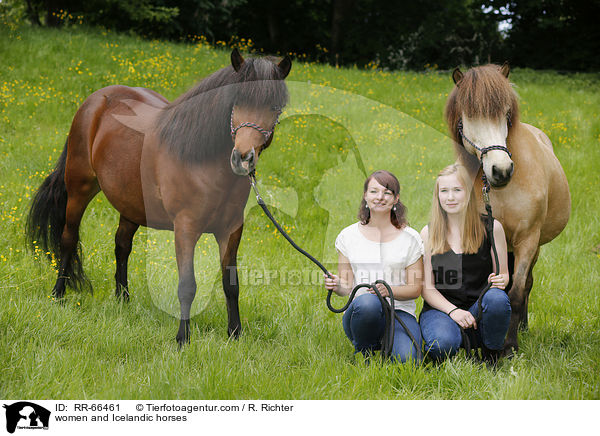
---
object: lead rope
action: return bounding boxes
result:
[249,171,422,363]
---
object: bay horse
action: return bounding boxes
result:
[26,49,292,346]
[445,62,571,355]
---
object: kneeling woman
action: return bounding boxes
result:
[324,170,423,363]
[420,164,511,364]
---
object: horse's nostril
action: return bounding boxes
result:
[492,165,500,178]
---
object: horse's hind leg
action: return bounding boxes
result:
[216,225,244,338]
[114,215,139,301]
[53,178,100,298]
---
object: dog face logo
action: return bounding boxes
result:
[3,402,51,433]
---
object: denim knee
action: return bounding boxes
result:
[391,311,422,365]
[352,293,384,316]
[342,294,384,352]
[420,310,462,361]
[425,329,461,360]
[479,287,511,350]
[482,288,511,314]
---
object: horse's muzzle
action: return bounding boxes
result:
[489,162,514,187]
[230,148,256,176]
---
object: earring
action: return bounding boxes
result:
[393,206,396,211]
[365,204,369,209]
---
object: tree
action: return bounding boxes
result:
[484,0,600,70]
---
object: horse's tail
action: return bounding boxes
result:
[25,139,90,292]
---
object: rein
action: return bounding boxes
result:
[249,171,422,362]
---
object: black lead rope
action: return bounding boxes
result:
[249,172,422,362]
[461,186,501,358]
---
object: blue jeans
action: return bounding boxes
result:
[342,293,422,364]
[420,287,511,361]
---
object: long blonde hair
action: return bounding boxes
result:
[429,164,485,255]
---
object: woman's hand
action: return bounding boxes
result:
[449,308,477,330]
[323,274,339,291]
[488,273,507,290]
[369,283,389,298]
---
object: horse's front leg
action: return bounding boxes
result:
[173,219,201,347]
[504,233,540,356]
[216,225,244,338]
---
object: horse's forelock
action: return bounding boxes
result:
[234,58,289,109]
[156,56,289,164]
[446,64,519,143]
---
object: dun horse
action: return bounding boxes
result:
[26,49,292,345]
[445,62,570,354]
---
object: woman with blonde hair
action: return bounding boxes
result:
[324,170,424,363]
[420,164,511,364]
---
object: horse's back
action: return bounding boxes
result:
[522,123,554,151]
[68,85,169,226]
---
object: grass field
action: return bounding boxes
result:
[1,24,599,400]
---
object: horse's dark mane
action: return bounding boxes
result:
[156,57,289,163]
[445,64,520,158]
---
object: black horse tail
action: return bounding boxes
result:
[25,139,90,292]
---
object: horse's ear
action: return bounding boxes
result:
[278,55,292,79]
[231,48,245,72]
[500,61,510,78]
[452,67,464,85]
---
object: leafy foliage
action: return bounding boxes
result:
[7,0,599,71]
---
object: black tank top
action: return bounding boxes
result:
[423,228,492,312]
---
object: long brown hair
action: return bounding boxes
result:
[428,164,485,255]
[358,170,407,229]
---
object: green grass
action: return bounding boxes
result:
[1,24,599,399]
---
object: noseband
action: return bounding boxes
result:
[457,117,513,164]
[230,108,281,144]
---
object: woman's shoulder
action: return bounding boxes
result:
[338,221,360,236]
[401,225,424,243]
[336,222,361,243]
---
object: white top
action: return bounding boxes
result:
[334,222,424,316]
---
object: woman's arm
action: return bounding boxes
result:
[488,219,509,289]
[370,258,423,300]
[420,226,477,329]
[323,251,355,296]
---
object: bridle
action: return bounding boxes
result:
[457,114,513,164]
[230,107,282,146]
[457,114,513,197]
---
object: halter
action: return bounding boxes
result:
[457,117,512,163]
[457,115,513,198]
[230,107,281,142]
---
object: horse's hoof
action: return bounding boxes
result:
[176,320,191,348]
[52,286,65,299]
[115,288,130,303]
[501,344,517,358]
[228,325,242,339]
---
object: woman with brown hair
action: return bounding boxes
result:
[420,164,511,364]
[323,170,424,363]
